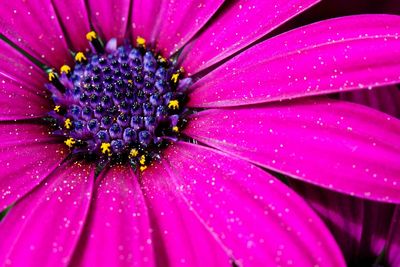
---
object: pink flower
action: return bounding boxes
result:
[0,0,399,266]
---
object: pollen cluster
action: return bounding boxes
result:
[46,34,189,171]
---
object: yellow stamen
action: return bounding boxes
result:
[64,118,72,129]
[136,36,146,47]
[48,71,56,82]
[60,65,71,74]
[129,149,139,158]
[139,155,146,165]
[54,105,61,112]
[86,31,97,41]
[75,52,87,63]
[168,100,179,110]
[128,79,133,84]
[100,142,111,155]
[172,126,179,132]
[171,73,180,83]
[64,138,76,148]
[140,165,148,172]
[158,55,166,63]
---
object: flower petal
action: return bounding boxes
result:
[131,0,162,44]
[0,41,50,120]
[180,0,320,74]
[88,0,131,42]
[188,14,400,107]
[338,86,400,119]
[141,161,231,266]
[141,142,345,266]
[290,179,396,265]
[0,123,67,210]
[0,0,72,67]
[387,207,400,266]
[184,99,400,203]
[0,161,94,266]
[71,165,156,267]
[51,0,91,52]
[155,0,224,55]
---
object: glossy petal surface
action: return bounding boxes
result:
[131,0,162,44]
[51,0,91,52]
[0,123,67,210]
[88,0,131,41]
[141,142,345,266]
[184,99,400,203]
[0,0,71,67]
[155,0,224,55]
[188,15,400,107]
[71,165,155,267]
[0,162,94,266]
[180,0,320,74]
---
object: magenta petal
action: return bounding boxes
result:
[71,165,155,267]
[180,0,320,74]
[52,0,91,52]
[290,180,396,264]
[338,86,400,119]
[89,0,130,42]
[0,162,94,266]
[0,123,67,210]
[155,0,224,55]
[0,0,72,67]
[0,40,46,89]
[141,142,345,266]
[387,207,400,266]
[131,0,162,44]
[188,15,400,107]
[141,161,231,266]
[184,99,400,203]
[0,42,50,120]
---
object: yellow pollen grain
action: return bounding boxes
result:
[128,79,132,84]
[64,138,76,148]
[75,52,87,62]
[171,73,179,83]
[60,65,71,74]
[168,100,179,110]
[64,118,72,129]
[136,36,146,47]
[86,31,97,41]
[129,149,139,158]
[140,165,148,172]
[48,71,56,81]
[139,155,146,165]
[100,142,111,155]
[158,55,166,63]
[54,105,61,112]
[172,126,179,132]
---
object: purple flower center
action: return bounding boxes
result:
[46,33,190,171]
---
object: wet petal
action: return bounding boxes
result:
[387,207,400,266]
[0,0,72,67]
[184,99,400,203]
[0,123,67,210]
[0,38,50,120]
[51,0,91,52]
[155,0,224,55]
[180,0,320,74]
[0,40,46,88]
[141,161,231,266]
[131,0,162,44]
[290,180,396,264]
[141,142,345,266]
[0,161,94,266]
[71,165,156,267]
[188,15,400,107]
[338,86,400,119]
[89,0,131,42]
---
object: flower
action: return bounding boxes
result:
[0,0,400,266]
